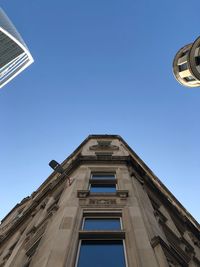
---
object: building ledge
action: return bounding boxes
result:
[77,190,128,198]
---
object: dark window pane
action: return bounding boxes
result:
[83,218,121,230]
[178,62,188,72]
[184,76,195,81]
[92,174,115,180]
[195,56,200,65]
[90,184,116,193]
[77,240,126,267]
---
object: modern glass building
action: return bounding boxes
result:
[0,8,33,89]
[173,36,200,88]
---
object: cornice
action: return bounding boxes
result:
[127,156,200,234]
[151,235,189,266]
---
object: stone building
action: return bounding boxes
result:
[0,135,199,267]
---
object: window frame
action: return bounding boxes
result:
[89,172,118,194]
[195,56,200,66]
[178,62,188,72]
[75,239,128,267]
[184,76,196,82]
[75,212,128,267]
[89,183,118,193]
[90,173,116,180]
[82,216,123,231]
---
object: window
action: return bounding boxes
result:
[76,214,127,267]
[195,56,200,65]
[77,240,126,267]
[184,76,196,82]
[83,218,121,230]
[178,62,188,72]
[77,171,128,198]
[91,173,115,180]
[89,173,117,193]
[90,184,116,193]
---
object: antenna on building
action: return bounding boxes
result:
[49,160,71,186]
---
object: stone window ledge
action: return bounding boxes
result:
[77,190,128,198]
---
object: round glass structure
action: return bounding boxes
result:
[173,37,200,88]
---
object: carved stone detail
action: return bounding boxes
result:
[116,190,129,198]
[89,140,119,151]
[77,190,89,198]
[188,231,200,248]
[128,166,144,184]
[89,199,117,205]
[151,236,190,266]
[24,222,47,252]
[47,202,59,216]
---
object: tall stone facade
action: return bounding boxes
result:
[0,135,199,267]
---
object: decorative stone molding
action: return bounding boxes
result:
[77,190,90,198]
[153,209,167,224]
[40,202,46,210]
[26,238,42,258]
[0,221,14,234]
[77,190,128,199]
[47,202,59,215]
[0,239,19,265]
[50,204,59,214]
[180,237,194,256]
[116,190,129,198]
[128,166,144,185]
[79,198,127,207]
[26,226,37,237]
[159,221,192,264]
[151,236,190,266]
[188,231,200,248]
[3,251,11,261]
[89,140,119,151]
[31,210,37,218]
[95,152,113,158]
[24,222,47,253]
[88,199,117,206]
[0,235,5,242]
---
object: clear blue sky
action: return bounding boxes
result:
[0,0,200,223]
